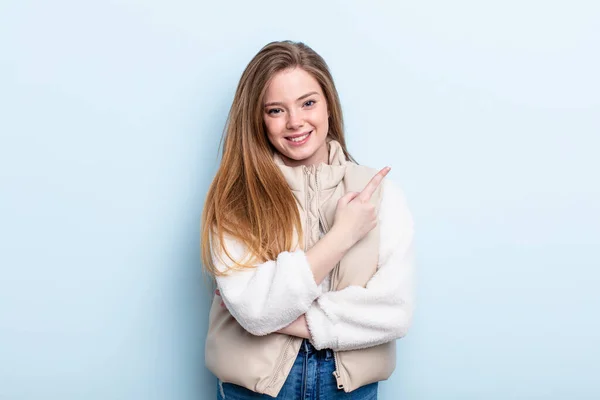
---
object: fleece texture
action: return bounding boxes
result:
[213,178,415,347]
[212,239,321,336]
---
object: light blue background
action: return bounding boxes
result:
[1,1,599,399]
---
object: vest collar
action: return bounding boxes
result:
[273,139,348,191]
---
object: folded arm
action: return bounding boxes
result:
[305,179,415,351]
[213,227,353,336]
[213,237,320,336]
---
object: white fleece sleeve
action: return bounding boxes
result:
[212,235,321,336]
[305,179,415,351]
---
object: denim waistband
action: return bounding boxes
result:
[299,338,333,360]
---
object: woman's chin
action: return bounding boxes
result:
[275,135,327,166]
[277,148,311,166]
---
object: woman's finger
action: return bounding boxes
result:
[358,167,390,202]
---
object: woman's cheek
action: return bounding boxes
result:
[265,118,282,136]
[310,109,327,130]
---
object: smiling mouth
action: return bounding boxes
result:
[286,130,312,142]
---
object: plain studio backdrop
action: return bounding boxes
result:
[1,1,598,399]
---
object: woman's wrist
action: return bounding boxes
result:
[306,226,355,285]
[327,225,355,254]
[277,315,311,339]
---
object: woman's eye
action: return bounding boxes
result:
[304,100,315,107]
[267,108,282,115]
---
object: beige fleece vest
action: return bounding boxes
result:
[205,140,395,396]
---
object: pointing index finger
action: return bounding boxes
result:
[358,167,391,202]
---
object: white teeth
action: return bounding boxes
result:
[289,133,309,142]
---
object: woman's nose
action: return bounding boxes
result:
[286,111,304,130]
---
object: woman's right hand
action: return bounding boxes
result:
[331,167,391,250]
[305,166,391,285]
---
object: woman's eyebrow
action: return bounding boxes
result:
[264,91,320,107]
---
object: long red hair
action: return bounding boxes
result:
[201,40,353,276]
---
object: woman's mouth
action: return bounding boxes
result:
[285,130,312,146]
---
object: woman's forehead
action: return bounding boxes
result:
[264,68,323,104]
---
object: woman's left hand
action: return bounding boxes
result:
[276,315,311,338]
[215,289,226,308]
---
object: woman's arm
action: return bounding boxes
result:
[213,229,353,336]
[275,315,311,339]
[214,168,391,337]
[307,166,390,284]
[304,179,416,351]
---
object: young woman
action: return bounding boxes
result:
[201,40,415,399]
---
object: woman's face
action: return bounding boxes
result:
[263,67,329,167]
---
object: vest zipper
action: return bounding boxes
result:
[315,165,345,391]
[333,370,344,390]
[264,336,296,391]
[266,166,311,392]
[303,165,310,252]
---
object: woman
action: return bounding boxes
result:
[201,40,415,399]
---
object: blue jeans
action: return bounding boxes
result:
[216,339,378,399]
